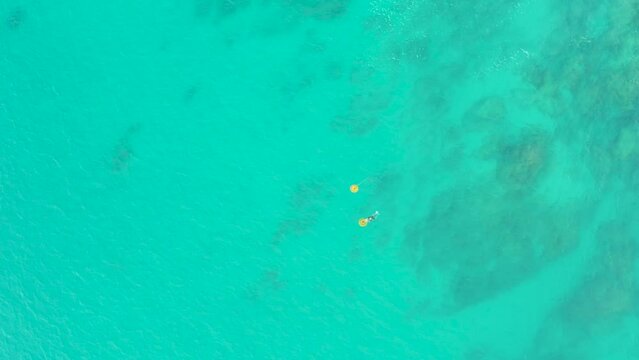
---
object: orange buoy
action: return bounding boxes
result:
[358,218,368,227]
[350,184,359,193]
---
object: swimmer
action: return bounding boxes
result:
[359,211,380,227]
[366,211,380,223]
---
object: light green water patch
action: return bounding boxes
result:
[2,0,639,358]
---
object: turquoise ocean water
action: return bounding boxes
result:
[1,0,639,358]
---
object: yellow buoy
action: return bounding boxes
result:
[350,184,359,193]
[358,218,368,227]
